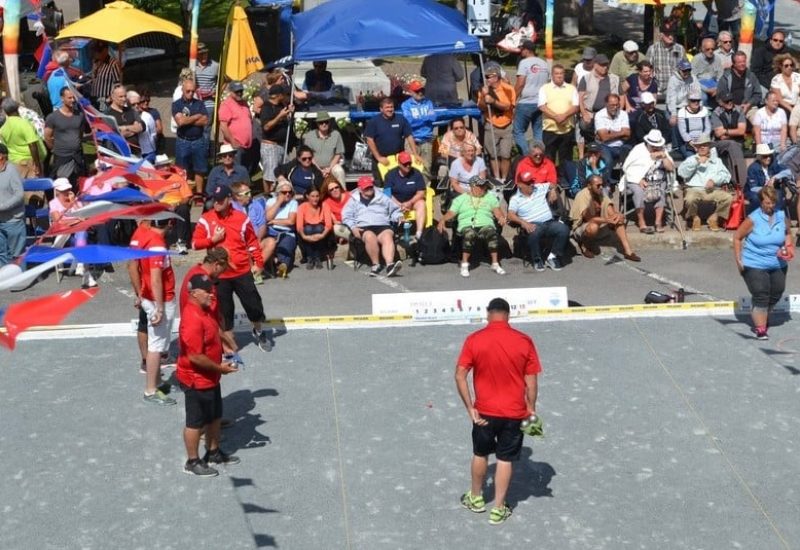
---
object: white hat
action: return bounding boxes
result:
[640,92,656,105]
[643,129,666,147]
[53,178,72,192]
[623,40,639,53]
[217,143,236,156]
[755,144,774,156]
[154,154,171,166]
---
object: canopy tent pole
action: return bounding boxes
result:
[212,2,236,153]
[189,0,201,71]
[282,30,296,164]
[477,46,498,181]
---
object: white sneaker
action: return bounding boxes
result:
[460,262,470,277]
[82,271,98,288]
[74,263,85,276]
[491,263,506,275]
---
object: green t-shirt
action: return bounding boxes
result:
[0,116,45,163]
[450,191,499,230]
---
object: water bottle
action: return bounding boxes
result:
[403,221,412,243]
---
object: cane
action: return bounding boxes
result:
[667,189,688,250]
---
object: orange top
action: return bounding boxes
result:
[296,201,333,232]
[477,81,516,129]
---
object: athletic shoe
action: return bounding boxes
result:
[74,263,85,276]
[276,262,289,279]
[489,503,513,525]
[369,265,382,277]
[252,328,272,352]
[315,258,324,269]
[754,327,769,341]
[533,259,545,272]
[82,271,98,289]
[157,381,172,395]
[545,257,563,271]
[460,491,486,513]
[386,261,402,277]
[204,449,241,466]
[491,263,506,275]
[143,390,176,406]
[460,262,470,278]
[174,241,189,255]
[138,360,147,375]
[183,459,218,477]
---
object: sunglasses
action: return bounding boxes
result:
[784,63,795,68]
[236,190,251,197]
[317,120,331,124]
[400,162,412,167]
[279,190,292,195]
[720,40,732,44]
[220,152,235,158]
[328,185,341,191]
[299,156,313,161]
[772,38,785,43]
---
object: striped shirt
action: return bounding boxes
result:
[91,57,122,101]
[646,42,686,95]
[195,60,219,123]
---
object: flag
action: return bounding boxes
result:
[47,203,168,235]
[0,287,98,350]
[34,34,51,79]
[24,244,175,265]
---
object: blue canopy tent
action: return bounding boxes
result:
[290,0,481,60]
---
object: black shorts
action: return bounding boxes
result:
[137,307,147,334]
[360,225,393,236]
[181,384,223,429]
[472,415,524,462]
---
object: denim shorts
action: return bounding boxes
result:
[175,137,209,175]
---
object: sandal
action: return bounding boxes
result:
[639,226,655,234]
[655,225,666,233]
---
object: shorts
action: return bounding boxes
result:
[216,273,265,331]
[137,306,147,334]
[360,225,393,236]
[140,298,177,353]
[572,223,613,241]
[181,384,222,429]
[260,142,285,182]
[175,137,209,176]
[484,123,513,159]
[472,415,524,462]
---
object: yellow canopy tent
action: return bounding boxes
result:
[57,1,183,43]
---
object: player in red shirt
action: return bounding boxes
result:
[193,185,270,351]
[129,217,178,405]
[179,273,240,477]
[455,298,542,525]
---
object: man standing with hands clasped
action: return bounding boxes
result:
[455,298,542,525]
[179,273,240,477]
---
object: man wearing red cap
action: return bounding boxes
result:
[383,151,426,241]
[192,185,270,350]
[342,175,403,277]
[401,81,436,168]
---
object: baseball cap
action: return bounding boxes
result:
[519,171,535,184]
[484,63,501,76]
[718,92,734,103]
[678,59,692,71]
[357,175,374,190]
[487,297,510,313]
[623,40,639,53]
[228,81,244,93]
[585,142,602,154]
[197,42,209,53]
[688,89,702,100]
[594,54,610,65]
[520,39,536,52]
[187,273,214,293]
[211,185,232,201]
[53,178,72,192]
[640,92,656,104]
[582,47,597,60]
[397,151,412,165]
[407,81,425,93]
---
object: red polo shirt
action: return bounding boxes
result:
[515,156,557,186]
[179,263,219,319]
[457,320,542,419]
[177,300,223,390]
[218,95,253,149]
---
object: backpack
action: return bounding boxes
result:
[417,226,450,265]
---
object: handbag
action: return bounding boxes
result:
[726,187,745,230]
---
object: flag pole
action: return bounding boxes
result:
[188,0,201,71]
[2,0,21,101]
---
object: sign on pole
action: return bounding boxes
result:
[467,0,491,36]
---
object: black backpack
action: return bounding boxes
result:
[417,227,450,265]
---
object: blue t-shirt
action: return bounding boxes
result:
[266,196,298,235]
[47,69,69,109]
[363,113,412,157]
[384,167,425,202]
[171,97,208,140]
[401,97,436,143]
[742,208,787,270]
[290,165,317,195]
[205,164,250,196]
[233,196,266,234]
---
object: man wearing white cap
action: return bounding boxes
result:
[610,41,639,82]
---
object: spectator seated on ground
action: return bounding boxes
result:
[676,90,711,158]
[274,145,323,201]
[206,144,249,198]
[320,175,352,241]
[677,135,733,232]
[437,176,507,278]
[384,151,427,242]
[745,144,787,214]
[304,61,334,92]
[752,92,788,152]
[630,92,671,147]
[296,186,335,270]
[301,111,346,187]
[448,143,487,196]
[569,174,640,262]
[507,166,569,272]
[622,129,676,234]
[439,118,482,164]
[263,178,299,278]
[341,176,403,277]
[593,93,631,180]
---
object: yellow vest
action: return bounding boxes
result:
[540,82,577,134]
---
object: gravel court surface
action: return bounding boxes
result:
[2,317,799,549]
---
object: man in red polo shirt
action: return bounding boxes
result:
[130,217,178,405]
[179,273,240,477]
[514,140,557,190]
[455,297,542,525]
[193,185,269,350]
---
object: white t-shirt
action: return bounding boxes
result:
[449,156,487,194]
[752,107,787,148]
[593,108,630,148]
[138,110,156,156]
[770,72,800,107]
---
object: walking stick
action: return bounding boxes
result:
[667,188,688,250]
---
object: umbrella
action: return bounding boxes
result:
[224,5,264,80]
[57,1,183,43]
